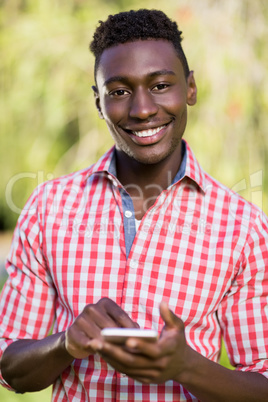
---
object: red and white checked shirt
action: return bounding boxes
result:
[0,140,268,401]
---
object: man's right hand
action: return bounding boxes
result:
[65,297,139,359]
[1,297,138,393]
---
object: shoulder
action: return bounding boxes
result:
[29,165,94,204]
[202,170,268,252]
[14,166,94,231]
[185,141,267,228]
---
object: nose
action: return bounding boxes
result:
[129,88,158,120]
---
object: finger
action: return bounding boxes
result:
[125,338,161,358]
[126,330,180,359]
[100,341,154,368]
[83,299,137,332]
[159,301,183,330]
[101,299,139,328]
[88,338,104,353]
[83,303,120,330]
[123,368,161,381]
[65,328,100,359]
[102,352,165,384]
[131,376,152,384]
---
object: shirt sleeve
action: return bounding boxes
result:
[0,186,56,389]
[217,209,268,378]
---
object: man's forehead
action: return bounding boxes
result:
[99,38,176,61]
[96,39,183,83]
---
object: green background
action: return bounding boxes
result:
[0,0,267,400]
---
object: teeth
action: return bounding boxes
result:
[132,125,165,137]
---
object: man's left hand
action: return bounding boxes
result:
[97,301,192,384]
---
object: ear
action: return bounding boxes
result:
[92,85,104,119]
[186,71,197,106]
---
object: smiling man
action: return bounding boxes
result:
[92,38,196,221]
[0,9,268,402]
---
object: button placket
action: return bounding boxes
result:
[129,259,139,269]
[124,210,132,218]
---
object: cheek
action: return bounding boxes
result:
[160,93,186,115]
[102,100,126,123]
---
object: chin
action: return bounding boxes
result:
[130,150,173,165]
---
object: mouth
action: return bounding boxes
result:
[131,124,167,138]
[124,123,169,138]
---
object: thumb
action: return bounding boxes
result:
[159,301,184,330]
[88,338,103,353]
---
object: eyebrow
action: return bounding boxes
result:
[103,69,176,87]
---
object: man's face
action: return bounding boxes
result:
[94,39,196,165]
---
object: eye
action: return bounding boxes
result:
[152,83,170,91]
[109,89,130,97]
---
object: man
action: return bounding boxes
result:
[0,9,267,402]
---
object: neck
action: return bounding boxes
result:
[115,144,182,203]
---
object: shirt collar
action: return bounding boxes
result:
[171,139,187,184]
[86,140,207,193]
[184,140,207,193]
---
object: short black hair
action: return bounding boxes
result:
[89,9,190,81]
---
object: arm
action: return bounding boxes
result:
[96,302,268,402]
[1,298,138,393]
[163,304,268,402]
[0,332,72,392]
[177,349,268,402]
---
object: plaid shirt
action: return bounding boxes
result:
[0,140,268,401]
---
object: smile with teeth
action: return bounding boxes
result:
[131,124,166,138]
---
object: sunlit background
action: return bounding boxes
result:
[0,0,267,400]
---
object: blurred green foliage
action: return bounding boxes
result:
[0,0,267,399]
[0,385,51,402]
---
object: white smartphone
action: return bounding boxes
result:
[101,328,158,344]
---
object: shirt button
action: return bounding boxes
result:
[124,210,132,218]
[130,259,139,269]
[107,175,117,186]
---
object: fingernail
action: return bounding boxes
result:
[91,339,103,352]
[127,339,137,348]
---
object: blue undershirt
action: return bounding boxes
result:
[108,140,187,258]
